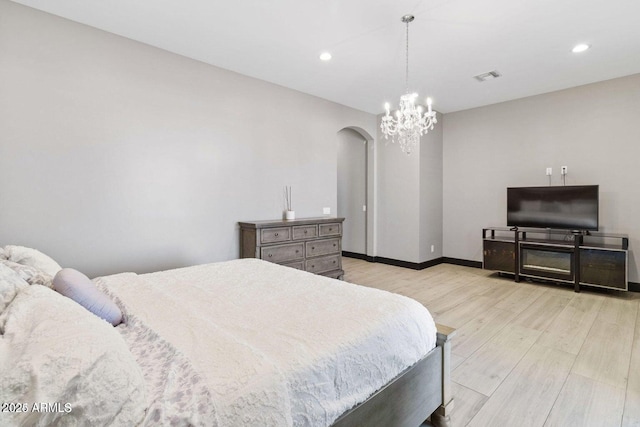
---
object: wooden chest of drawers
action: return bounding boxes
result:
[239,217,345,279]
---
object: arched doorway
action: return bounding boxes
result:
[337,128,370,256]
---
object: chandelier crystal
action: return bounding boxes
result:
[381,15,437,155]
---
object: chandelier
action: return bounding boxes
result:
[380,15,437,155]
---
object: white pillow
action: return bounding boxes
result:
[3,245,62,277]
[0,263,28,315]
[53,268,123,326]
[0,286,147,426]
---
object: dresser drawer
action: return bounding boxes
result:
[281,261,304,270]
[306,238,340,257]
[319,223,341,237]
[261,227,291,244]
[306,255,341,274]
[292,225,318,240]
[261,243,304,263]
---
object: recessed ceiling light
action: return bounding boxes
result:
[572,44,590,53]
[319,52,332,61]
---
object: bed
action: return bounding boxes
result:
[0,247,454,427]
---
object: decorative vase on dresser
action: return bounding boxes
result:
[239,217,345,280]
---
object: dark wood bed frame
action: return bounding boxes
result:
[332,324,455,427]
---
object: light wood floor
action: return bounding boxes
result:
[342,257,640,427]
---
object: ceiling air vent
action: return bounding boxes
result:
[474,70,502,82]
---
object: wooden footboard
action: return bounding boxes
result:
[332,323,455,427]
[431,324,456,427]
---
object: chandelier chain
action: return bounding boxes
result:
[405,18,409,94]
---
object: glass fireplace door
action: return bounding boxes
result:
[519,244,574,281]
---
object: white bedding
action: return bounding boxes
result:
[97,258,437,427]
[0,286,147,427]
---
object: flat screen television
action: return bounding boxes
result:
[507,185,599,231]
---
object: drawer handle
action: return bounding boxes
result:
[329,228,333,231]
[275,233,279,237]
[296,250,299,253]
[268,254,272,258]
[312,246,315,250]
[333,260,336,264]
[333,243,336,247]
[304,230,308,234]
[311,265,315,268]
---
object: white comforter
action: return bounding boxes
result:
[98,259,437,427]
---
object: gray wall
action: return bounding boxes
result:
[376,114,444,264]
[376,131,422,262]
[337,128,367,254]
[443,73,640,282]
[0,1,376,277]
[420,117,444,261]
[4,1,637,281]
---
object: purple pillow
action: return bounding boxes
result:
[53,268,123,326]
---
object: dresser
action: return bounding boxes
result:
[239,217,345,279]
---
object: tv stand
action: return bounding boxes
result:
[483,227,629,292]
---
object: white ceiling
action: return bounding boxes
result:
[11,0,640,114]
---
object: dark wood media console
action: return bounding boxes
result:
[483,227,629,292]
